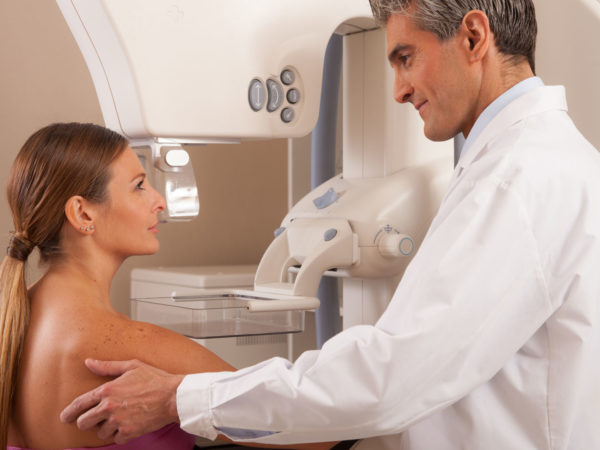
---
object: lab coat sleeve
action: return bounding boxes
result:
[177,173,554,445]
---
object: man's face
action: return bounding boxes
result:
[386,12,477,141]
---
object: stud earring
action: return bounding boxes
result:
[80,226,85,231]
[89,225,95,231]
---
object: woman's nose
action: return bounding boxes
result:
[152,186,166,212]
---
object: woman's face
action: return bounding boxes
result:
[93,146,166,258]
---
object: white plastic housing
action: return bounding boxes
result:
[56,0,375,141]
[254,28,453,299]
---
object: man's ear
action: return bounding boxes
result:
[460,10,491,63]
[65,195,96,234]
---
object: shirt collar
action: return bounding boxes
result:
[458,76,544,161]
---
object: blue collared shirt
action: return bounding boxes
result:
[458,76,544,160]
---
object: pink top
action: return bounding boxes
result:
[7,423,195,450]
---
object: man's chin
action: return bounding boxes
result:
[423,123,457,142]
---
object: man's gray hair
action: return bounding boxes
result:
[369,0,537,73]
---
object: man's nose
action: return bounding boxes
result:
[393,74,413,104]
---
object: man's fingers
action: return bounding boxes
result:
[61,359,145,423]
[60,358,175,440]
[96,418,119,441]
[75,402,111,431]
[84,358,145,377]
[60,388,104,424]
[114,426,138,445]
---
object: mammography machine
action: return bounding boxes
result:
[56,0,600,367]
[56,0,453,358]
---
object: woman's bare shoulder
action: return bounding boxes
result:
[15,280,233,449]
[62,306,235,374]
[28,277,235,375]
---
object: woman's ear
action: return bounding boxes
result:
[64,196,96,234]
[460,10,491,63]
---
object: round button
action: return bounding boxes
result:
[287,89,300,104]
[399,237,414,256]
[378,233,413,258]
[281,69,295,85]
[281,108,295,123]
[248,79,266,111]
[324,229,338,242]
[266,79,284,112]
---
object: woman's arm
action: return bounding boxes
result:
[103,316,236,373]
[65,314,337,450]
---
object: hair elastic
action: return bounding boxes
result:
[7,232,35,262]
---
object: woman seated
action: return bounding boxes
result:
[1,123,334,450]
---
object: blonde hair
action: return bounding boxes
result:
[0,123,127,448]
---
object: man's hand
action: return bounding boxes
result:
[60,359,184,444]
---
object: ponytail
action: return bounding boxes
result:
[0,254,31,449]
[0,122,127,447]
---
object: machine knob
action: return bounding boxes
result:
[378,233,414,258]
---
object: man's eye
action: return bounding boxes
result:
[399,55,410,66]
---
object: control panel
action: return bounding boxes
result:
[248,68,302,124]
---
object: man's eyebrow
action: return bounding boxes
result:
[388,44,413,63]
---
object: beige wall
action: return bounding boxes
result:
[0,1,288,315]
[534,0,600,150]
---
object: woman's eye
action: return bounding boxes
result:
[136,179,145,190]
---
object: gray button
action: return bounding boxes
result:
[248,79,266,111]
[281,69,295,85]
[324,229,338,242]
[313,187,338,209]
[281,108,295,123]
[267,79,284,112]
[287,89,300,104]
[399,237,414,256]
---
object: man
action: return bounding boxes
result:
[61,0,600,448]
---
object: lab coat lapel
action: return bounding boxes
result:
[445,85,568,196]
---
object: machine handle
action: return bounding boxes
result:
[246,296,320,312]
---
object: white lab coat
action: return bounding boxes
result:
[177,86,600,449]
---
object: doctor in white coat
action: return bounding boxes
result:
[61,0,600,448]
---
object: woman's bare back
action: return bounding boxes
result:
[9,272,233,449]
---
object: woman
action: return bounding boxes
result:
[0,123,334,450]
